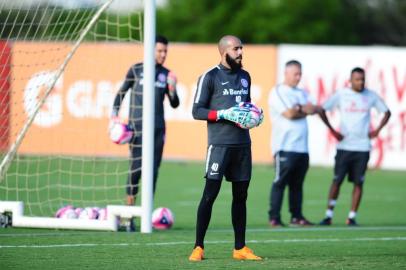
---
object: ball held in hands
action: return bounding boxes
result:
[217,102,264,129]
[109,120,133,144]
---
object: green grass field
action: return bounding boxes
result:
[1,161,406,269]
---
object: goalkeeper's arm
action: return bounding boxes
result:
[166,71,180,108]
[112,67,135,116]
[192,102,251,127]
[191,72,250,126]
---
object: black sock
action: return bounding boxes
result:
[232,181,250,250]
[194,179,221,248]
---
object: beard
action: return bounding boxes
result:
[225,53,242,70]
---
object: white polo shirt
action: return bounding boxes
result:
[268,84,312,155]
[323,87,389,151]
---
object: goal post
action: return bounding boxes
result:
[0,0,156,233]
[141,0,156,234]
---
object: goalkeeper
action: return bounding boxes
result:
[111,35,179,230]
[189,35,262,261]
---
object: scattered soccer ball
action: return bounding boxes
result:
[97,208,108,220]
[74,207,83,217]
[152,207,174,230]
[109,122,133,144]
[55,205,78,219]
[237,102,263,129]
[78,207,99,220]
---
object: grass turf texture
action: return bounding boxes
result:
[1,161,405,269]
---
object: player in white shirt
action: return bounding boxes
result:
[268,60,321,227]
[319,67,391,226]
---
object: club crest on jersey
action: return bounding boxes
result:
[158,73,166,82]
[241,78,248,88]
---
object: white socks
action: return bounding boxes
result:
[326,209,334,218]
[348,211,357,219]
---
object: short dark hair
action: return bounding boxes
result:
[156,35,168,45]
[285,60,301,68]
[351,67,365,76]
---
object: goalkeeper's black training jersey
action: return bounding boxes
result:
[112,63,179,131]
[192,64,251,145]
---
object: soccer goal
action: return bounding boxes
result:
[0,0,156,233]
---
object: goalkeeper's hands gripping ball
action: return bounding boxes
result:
[217,102,264,129]
[108,116,133,144]
[257,108,264,127]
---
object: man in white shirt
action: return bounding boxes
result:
[319,67,391,226]
[268,60,321,227]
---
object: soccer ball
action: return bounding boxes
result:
[152,207,174,230]
[55,205,78,219]
[237,102,263,129]
[78,207,99,220]
[109,122,133,144]
[97,208,108,220]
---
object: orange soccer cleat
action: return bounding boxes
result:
[189,246,204,261]
[233,246,262,260]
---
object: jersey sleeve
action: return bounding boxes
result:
[322,91,340,111]
[192,71,214,120]
[112,67,135,116]
[371,92,389,113]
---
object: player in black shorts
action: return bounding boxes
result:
[111,35,180,230]
[318,67,391,226]
[188,35,262,261]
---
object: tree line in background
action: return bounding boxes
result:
[0,0,405,46]
[157,0,406,46]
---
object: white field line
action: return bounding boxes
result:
[1,225,406,238]
[1,237,406,249]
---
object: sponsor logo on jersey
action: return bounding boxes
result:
[139,79,167,88]
[221,81,229,85]
[345,101,368,113]
[222,88,249,96]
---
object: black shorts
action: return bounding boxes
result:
[204,145,251,182]
[273,151,309,185]
[333,150,370,185]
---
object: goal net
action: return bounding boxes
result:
[0,0,154,231]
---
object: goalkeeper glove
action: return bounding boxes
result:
[217,106,251,128]
[167,71,177,97]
